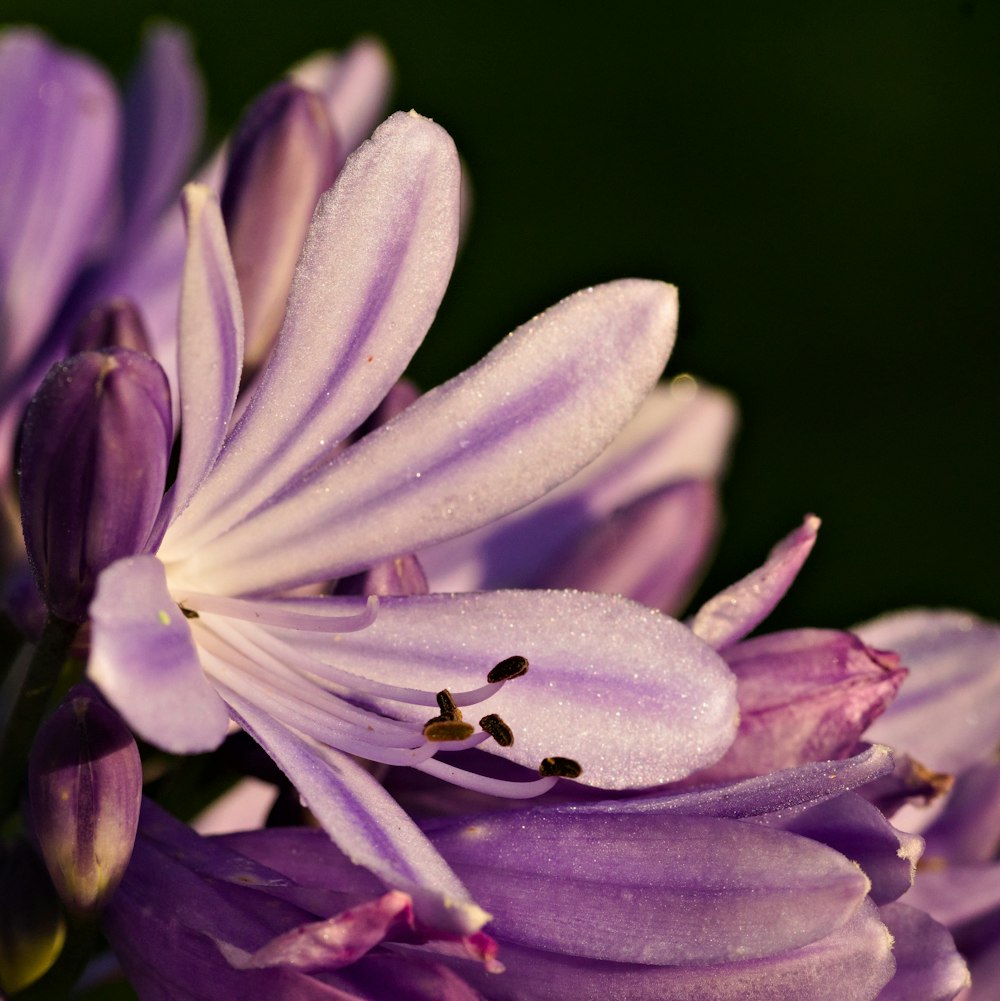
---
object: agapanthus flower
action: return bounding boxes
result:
[856,610,1000,1001]
[19,109,738,934]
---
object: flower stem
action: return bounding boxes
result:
[0,615,78,818]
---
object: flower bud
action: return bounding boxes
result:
[29,684,142,916]
[0,840,65,994]
[70,297,152,355]
[19,348,171,621]
[222,81,338,369]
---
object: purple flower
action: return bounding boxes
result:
[101,746,969,1000]
[857,610,1000,1000]
[17,110,740,933]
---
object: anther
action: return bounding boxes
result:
[180,605,199,619]
[423,719,476,742]
[435,689,462,720]
[487,655,529,684]
[479,714,514,747]
[538,756,582,779]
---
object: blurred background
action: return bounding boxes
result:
[5,0,999,630]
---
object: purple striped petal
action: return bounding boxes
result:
[876,903,970,1001]
[756,792,923,905]
[684,629,906,784]
[859,610,1000,773]
[692,514,820,650]
[121,24,203,242]
[0,29,120,378]
[421,380,735,593]
[532,478,719,614]
[426,809,870,965]
[172,280,678,595]
[444,899,894,1001]
[266,589,737,788]
[222,82,338,368]
[224,692,490,936]
[166,185,245,524]
[161,110,461,564]
[19,349,171,621]
[290,39,393,155]
[88,556,230,753]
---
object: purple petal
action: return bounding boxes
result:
[421,380,735,593]
[166,185,245,524]
[28,683,141,915]
[530,478,719,613]
[427,809,870,965]
[691,514,820,650]
[875,903,970,1001]
[269,590,737,788]
[684,629,906,783]
[290,39,393,155]
[445,899,894,1001]
[174,280,679,595]
[161,110,460,565]
[121,24,203,242]
[88,556,230,753]
[0,29,120,377]
[923,762,1000,864]
[222,82,338,368]
[560,744,895,818]
[756,792,923,905]
[903,863,1000,929]
[858,610,1000,773]
[223,692,490,936]
[19,349,172,620]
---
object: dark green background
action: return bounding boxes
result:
[6,1,999,631]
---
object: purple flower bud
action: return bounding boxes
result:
[28,684,142,917]
[0,840,65,994]
[70,297,152,355]
[222,81,339,370]
[19,348,171,621]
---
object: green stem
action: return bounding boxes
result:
[0,615,78,818]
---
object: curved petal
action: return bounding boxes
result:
[165,185,245,524]
[420,379,736,592]
[263,590,737,789]
[858,609,1000,773]
[290,39,393,155]
[224,691,490,937]
[446,899,894,1001]
[876,903,970,1001]
[171,280,678,595]
[427,810,870,965]
[88,556,230,753]
[0,29,120,376]
[692,514,820,650]
[121,24,203,242]
[161,110,460,562]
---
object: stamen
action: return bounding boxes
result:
[487,655,529,683]
[175,592,379,633]
[435,689,462,720]
[416,757,561,799]
[179,605,200,619]
[538,756,583,779]
[423,719,476,742]
[479,714,514,747]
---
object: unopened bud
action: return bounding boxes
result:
[0,840,65,994]
[19,348,172,621]
[29,684,142,916]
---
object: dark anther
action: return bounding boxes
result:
[538,756,583,779]
[424,719,475,742]
[435,689,462,720]
[487,655,529,684]
[479,713,514,747]
[180,606,200,619]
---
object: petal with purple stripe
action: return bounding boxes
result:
[88,556,230,753]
